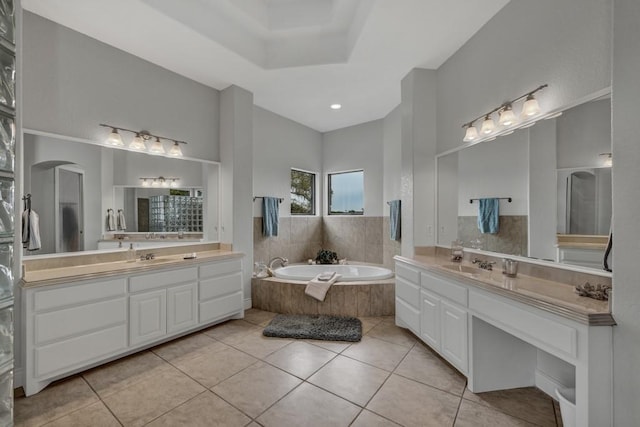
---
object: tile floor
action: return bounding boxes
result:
[14,309,563,426]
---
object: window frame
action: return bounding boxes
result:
[327,169,364,216]
[290,168,317,216]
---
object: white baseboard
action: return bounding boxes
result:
[535,369,568,400]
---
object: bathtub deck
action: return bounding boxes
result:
[251,277,395,317]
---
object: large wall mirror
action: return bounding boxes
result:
[23,131,220,255]
[437,90,611,272]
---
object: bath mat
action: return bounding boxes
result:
[263,314,362,342]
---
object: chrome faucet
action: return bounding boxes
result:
[472,258,496,271]
[269,257,289,269]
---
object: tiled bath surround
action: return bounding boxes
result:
[458,215,528,257]
[253,216,401,269]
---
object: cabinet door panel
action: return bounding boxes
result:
[440,300,468,374]
[167,283,197,334]
[130,290,166,346]
[420,290,440,350]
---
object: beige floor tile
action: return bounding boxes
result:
[366,319,417,347]
[223,330,293,359]
[257,382,360,427]
[463,386,557,427]
[103,365,205,426]
[42,401,120,427]
[83,351,170,398]
[366,374,460,427]
[308,355,389,406]
[15,376,99,427]
[244,308,278,326]
[146,391,251,427]
[395,343,467,395]
[455,399,538,426]
[172,346,258,388]
[342,336,411,372]
[151,332,226,363]
[212,361,302,418]
[264,341,336,379]
[305,339,352,353]
[359,317,385,334]
[202,319,261,341]
[351,409,401,426]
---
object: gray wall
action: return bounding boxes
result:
[436,0,611,154]
[612,0,640,424]
[323,119,384,217]
[22,12,221,162]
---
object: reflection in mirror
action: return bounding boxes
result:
[23,132,219,255]
[437,91,611,272]
[114,187,203,233]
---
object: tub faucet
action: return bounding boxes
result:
[269,257,289,269]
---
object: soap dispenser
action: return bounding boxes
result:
[127,243,136,262]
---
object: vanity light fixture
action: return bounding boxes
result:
[330,103,342,110]
[600,152,613,167]
[480,114,496,134]
[140,176,180,187]
[105,127,124,147]
[460,84,548,144]
[99,124,187,157]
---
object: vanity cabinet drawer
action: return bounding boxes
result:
[129,267,197,293]
[34,278,126,311]
[200,291,243,324]
[199,259,242,279]
[469,291,577,358]
[35,324,127,378]
[421,272,468,307]
[35,298,126,345]
[396,276,420,308]
[199,272,242,301]
[396,297,420,334]
[396,263,420,284]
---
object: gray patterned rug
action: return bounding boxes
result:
[263,314,362,342]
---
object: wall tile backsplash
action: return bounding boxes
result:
[253,216,401,268]
[457,215,528,256]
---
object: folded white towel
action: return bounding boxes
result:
[305,273,341,302]
[117,209,127,231]
[106,210,116,231]
[317,271,336,282]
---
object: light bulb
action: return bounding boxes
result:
[150,137,165,154]
[170,179,178,188]
[161,178,168,188]
[480,115,495,135]
[151,179,159,187]
[499,105,517,127]
[129,134,146,150]
[463,124,478,142]
[106,129,124,146]
[141,179,149,187]
[521,94,541,117]
[600,153,613,167]
[168,141,183,157]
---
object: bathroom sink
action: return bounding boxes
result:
[440,264,479,274]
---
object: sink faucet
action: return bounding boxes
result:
[269,257,289,269]
[472,258,496,271]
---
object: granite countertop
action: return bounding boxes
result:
[396,254,614,326]
[21,249,243,288]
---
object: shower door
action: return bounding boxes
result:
[55,165,85,253]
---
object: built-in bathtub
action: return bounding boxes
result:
[273,264,394,281]
[252,264,395,317]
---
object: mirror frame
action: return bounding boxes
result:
[434,87,612,277]
[21,128,222,257]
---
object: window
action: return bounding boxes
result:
[328,170,364,215]
[291,169,316,215]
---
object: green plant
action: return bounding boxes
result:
[315,249,338,265]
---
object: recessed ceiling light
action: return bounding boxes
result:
[330,104,342,110]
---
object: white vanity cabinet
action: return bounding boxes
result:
[395,256,614,427]
[22,255,243,396]
[129,267,198,346]
[419,271,469,374]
